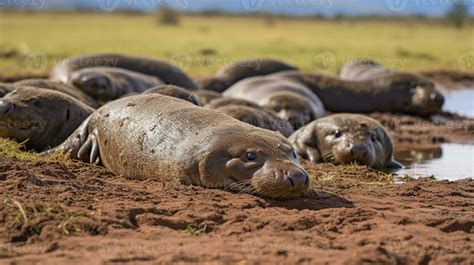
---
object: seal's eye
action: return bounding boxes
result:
[334,129,342,138]
[371,134,377,142]
[245,152,257,162]
[291,150,297,159]
[273,106,282,112]
[33,100,43,108]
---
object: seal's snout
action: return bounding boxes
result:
[286,168,309,190]
[431,92,444,107]
[0,100,13,115]
[350,145,368,161]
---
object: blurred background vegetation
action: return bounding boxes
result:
[0,2,472,78]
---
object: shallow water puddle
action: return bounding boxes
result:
[395,144,474,181]
[442,89,474,118]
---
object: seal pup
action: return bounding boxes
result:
[224,76,326,129]
[0,87,93,151]
[51,53,199,90]
[14,79,98,108]
[289,114,402,170]
[45,94,309,199]
[143,85,200,105]
[198,58,298,92]
[272,71,444,115]
[69,67,163,102]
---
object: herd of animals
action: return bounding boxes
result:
[0,54,446,199]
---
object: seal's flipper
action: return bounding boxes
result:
[41,115,99,164]
[385,158,404,170]
[77,128,101,165]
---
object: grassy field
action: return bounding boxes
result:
[0,12,472,78]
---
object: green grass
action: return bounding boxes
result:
[0,12,472,78]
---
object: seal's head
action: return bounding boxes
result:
[290,114,402,170]
[0,87,92,151]
[261,92,318,129]
[200,127,309,199]
[70,68,114,101]
[388,74,444,115]
[143,85,200,105]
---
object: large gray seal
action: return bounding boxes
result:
[69,67,163,102]
[0,87,93,151]
[14,79,98,108]
[272,71,444,115]
[198,58,298,92]
[224,76,326,129]
[289,114,402,170]
[51,53,199,90]
[45,94,309,199]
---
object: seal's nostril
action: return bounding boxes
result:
[304,176,309,185]
[0,101,12,115]
[288,177,295,187]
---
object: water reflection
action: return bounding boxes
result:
[395,144,474,181]
[442,89,474,118]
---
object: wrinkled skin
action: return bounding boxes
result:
[214,104,295,137]
[272,71,444,115]
[0,87,93,151]
[224,76,326,129]
[70,67,163,102]
[51,53,199,90]
[143,85,200,106]
[289,114,403,170]
[45,94,309,199]
[198,58,298,92]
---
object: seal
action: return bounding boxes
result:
[0,87,94,151]
[46,94,309,199]
[14,79,98,108]
[143,85,200,105]
[51,53,199,90]
[198,58,298,92]
[213,104,295,137]
[193,90,222,106]
[289,114,403,170]
[69,67,163,102]
[223,76,326,128]
[272,71,444,115]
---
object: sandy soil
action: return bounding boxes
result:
[0,155,473,265]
